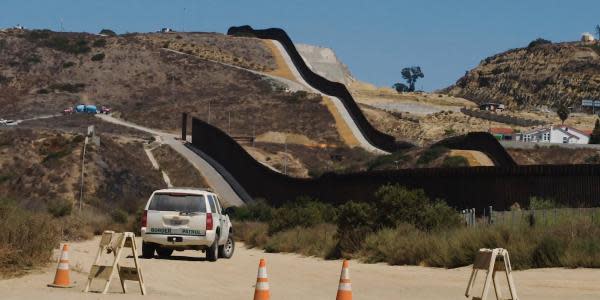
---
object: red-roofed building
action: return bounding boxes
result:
[488,127,514,140]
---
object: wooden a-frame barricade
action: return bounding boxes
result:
[465,248,518,300]
[84,231,146,295]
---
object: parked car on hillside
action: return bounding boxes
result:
[63,107,74,115]
[4,120,18,126]
[140,188,234,261]
[100,106,111,114]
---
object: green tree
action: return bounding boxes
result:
[401,66,424,92]
[99,29,117,37]
[556,104,569,125]
[392,82,409,93]
[590,119,600,144]
[336,201,375,253]
[374,184,429,229]
[528,38,552,48]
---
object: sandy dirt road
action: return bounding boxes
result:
[2,237,600,299]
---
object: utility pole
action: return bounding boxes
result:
[79,136,88,213]
[59,18,64,32]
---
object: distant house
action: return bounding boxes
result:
[489,127,514,141]
[479,102,505,112]
[516,125,590,144]
[582,32,595,43]
[161,28,175,33]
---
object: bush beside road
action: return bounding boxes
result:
[232,185,600,270]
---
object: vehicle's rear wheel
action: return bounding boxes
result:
[206,234,219,262]
[218,235,235,259]
[156,247,174,258]
[141,242,155,258]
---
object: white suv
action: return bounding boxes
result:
[141,188,234,261]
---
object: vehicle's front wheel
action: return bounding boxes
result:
[206,234,219,262]
[218,235,235,259]
[156,247,174,258]
[141,242,155,259]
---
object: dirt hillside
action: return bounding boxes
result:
[443,40,600,108]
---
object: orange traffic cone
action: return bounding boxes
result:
[254,258,270,300]
[336,260,352,300]
[48,244,74,288]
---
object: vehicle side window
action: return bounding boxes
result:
[214,195,222,214]
[207,195,217,213]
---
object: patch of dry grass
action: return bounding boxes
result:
[0,199,60,278]
[152,144,208,187]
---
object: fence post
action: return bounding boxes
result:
[554,208,557,225]
[489,206,493,225]
[511,209,515,227]
[472,208,476,228]
[483,208,486,226]
[542,209,546,226]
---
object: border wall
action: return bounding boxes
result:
[191,117,600,211]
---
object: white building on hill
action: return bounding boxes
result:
[582,32,595,43]
[516,125,590,144]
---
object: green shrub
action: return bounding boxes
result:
[42,149,72,163]
[44,36,91,54]
[373,184,429,229]
[99,29,117,37]
[0,173,11,183]
[528,38,552,48]
[62,61,76,68]
[26,30,51,41]
[24,55,41,64]
[91,53,105,61]
[268,197,337,234]
[417,146,448,165]
[529,197,561,210]
[92,39,107,48]
[442,155,468,167]
[532,236,565,267]
[444,128,457,136]
[336,201,375,255]
[366,151,406,171]
[422,200,463,230]
[228,199,273,222]
[47,198,73,217]
[47,82,85,93]
[111,209,128,224]
[71,135,85,144]
[585,154,600,164]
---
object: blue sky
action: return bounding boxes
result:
[1,0,599,91]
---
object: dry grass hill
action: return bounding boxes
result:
[443,40,600,108]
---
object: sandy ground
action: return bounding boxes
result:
[449,150,495,166]
[2,237,600,299]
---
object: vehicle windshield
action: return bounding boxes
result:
[148,193,206,212]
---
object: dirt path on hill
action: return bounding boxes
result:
[2,237,599,299]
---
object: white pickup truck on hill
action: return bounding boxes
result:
[141,188,234,261]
